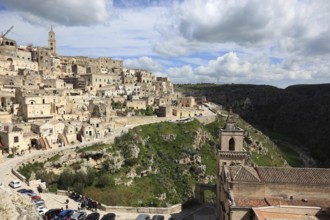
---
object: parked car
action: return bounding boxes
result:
[35,202,45,209]
[17,189,35,197]
[32,195,42,201]
[85,212,100,220]
[70,211,87,220]
[33,199,45,206]
[100,213,116,220]
[17,188,32,193]
[135,214,151,220]
[36,205,47,211]
[152,215,164,220]
[9,180,21,188]
[37,207,49,216]
[55,209,74,220]
[27,192,38,197]
[43,208,62,220]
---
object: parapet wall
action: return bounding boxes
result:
[58,189,182,215]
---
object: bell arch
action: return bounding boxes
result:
[229,137,235,151]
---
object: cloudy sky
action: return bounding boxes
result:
[1,0,330,88]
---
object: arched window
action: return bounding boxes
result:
[229,138,235,151]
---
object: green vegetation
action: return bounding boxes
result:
[17,115,292,207]
[18,162,45,180]
[134,106,155,116]
[48,154,62,162]
[57,168,95,194]
[175,83,330,167]
[204,115,225,138]
[111,100,125,109]
[82,120,217,206]
[236,117,288,167]
[276,142,303,167]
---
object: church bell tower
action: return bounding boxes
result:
[48,25,56,55]
[218,109,248,170]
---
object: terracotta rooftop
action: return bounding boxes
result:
[266,198,330,208]
[226,166,330,185]
[253,209,322,220]
[235,198,268,207]
[230,165,261,182]
[256,167,330,184]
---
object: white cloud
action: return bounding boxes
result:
[163,52,326,87]
[2,0,330,87]
[1,0,111,26]
[155,0,330,57]
[124,56,163,72]
[165,65,195,83]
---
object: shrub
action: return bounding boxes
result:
[96,174,115,188]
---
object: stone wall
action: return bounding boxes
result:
[231,182,330,201]
[195,115,217,125]
[112,116,176,127]
[100,203,182,215]
[56,189,182,214]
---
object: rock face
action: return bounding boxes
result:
[193,128,208,150]
[0,187,40,220]
[161,134,177,141]
[125,143,140,159]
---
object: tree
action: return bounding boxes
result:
[73,182,84,195]
[96,174,115,188]
[58,169,74,190]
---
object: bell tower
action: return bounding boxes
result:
[48,25,56,55]
[218,109,248,170]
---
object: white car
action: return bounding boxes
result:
[36,205,47,211]
[37,207,48,216]
[9,180,21,188]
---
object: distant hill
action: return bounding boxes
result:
[175,83,330,167]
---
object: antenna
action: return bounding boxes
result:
[1,26,14,38]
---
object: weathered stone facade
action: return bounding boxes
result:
[0,27,207,160]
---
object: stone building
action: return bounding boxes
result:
[0,125,27,154]
[218,109,248,168]
[215,110,330,220]
[217,165,330,220]
[48,26,56,55]
[126,99,147,110]
[15,88,67,122]
[0,26,178,155]
[177,96,196,108]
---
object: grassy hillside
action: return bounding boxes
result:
[18,117,290,207]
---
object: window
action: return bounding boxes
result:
[229,138,235,151]
[14,136,19,143]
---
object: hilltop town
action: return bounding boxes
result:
[2,27,330,220]
[0,27,206,156]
